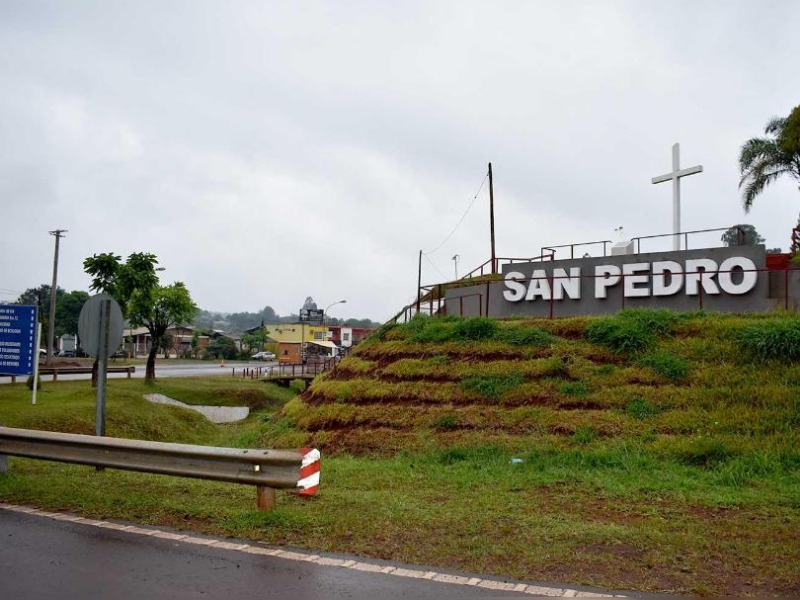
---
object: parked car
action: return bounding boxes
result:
[57,349,76,358]
[251,351,276,361]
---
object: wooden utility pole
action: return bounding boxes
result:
[46,229,67,365]
[416,250,422,313]
[488,163,496,274]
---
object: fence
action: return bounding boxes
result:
[0,426,305,511]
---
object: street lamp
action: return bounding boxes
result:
[452,254,459,280]
[324,300,347,325]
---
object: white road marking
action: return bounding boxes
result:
[0,502,625,597]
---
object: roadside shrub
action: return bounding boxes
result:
[618,309,681,336]
[626,397,658,419]
[637,350,690,381]
[558,380,589,397]
[433,414,459,429]
[497,326,554,346]
[453,317,499,341]
[461,375,524,400]
[26,375,42,391]
[738,318,800,362]
[586,318,652,354]
[586,309,681,354]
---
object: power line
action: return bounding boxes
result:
[425,170,489,255]
[422,253,448,281]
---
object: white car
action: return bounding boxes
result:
[251,351,276,361]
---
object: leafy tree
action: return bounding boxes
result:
[55,290,90,338]
[206,335,238,360]
[128,282,197,381]
[303,296,318,310]
[739,104,800,212]
[16,285,63,347]
[720,224,766,247]
[84,253,196,382]
[241,329,268,353]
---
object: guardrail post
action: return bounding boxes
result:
[0,453,6,474]
[256,485,276,512]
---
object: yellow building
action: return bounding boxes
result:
[263,323,328,343]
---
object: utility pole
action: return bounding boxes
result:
[46,229,67,365]
[488,163,496,274]
[416,250,422,313]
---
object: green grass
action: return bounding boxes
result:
[2,310,800,596]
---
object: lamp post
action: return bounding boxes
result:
[324,300,347,325]
[452,254,459,280]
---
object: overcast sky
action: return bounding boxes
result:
[1,1,798,322]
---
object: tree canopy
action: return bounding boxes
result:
[739,104,800,212]
[720,224,765,247]
[83,253,196,382]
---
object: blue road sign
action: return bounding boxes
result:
[0,305,38,376]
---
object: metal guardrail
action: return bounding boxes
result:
[0,427,303,511]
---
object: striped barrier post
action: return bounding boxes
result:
[297,448,321,495]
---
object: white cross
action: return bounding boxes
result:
[651,143,703,251]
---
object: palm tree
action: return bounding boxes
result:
[739,105,800,212]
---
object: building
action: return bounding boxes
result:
[327,325,376,348]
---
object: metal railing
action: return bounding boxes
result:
[0,426,304,511]
[631,226,746,254]
[541,240,612,260]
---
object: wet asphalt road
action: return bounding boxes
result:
[0,508,539,600]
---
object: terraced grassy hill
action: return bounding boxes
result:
[272,310,800,465]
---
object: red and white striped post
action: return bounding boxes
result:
[297,448,321,495]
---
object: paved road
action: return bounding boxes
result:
[0,361,274,384]
[0,507,568,600]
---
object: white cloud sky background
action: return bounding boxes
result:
[1,1,798,322]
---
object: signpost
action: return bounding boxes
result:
[78,294,124,438]
[0,305,40,404]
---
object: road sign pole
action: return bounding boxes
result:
[95,299,111,438]
[31,322,42,406]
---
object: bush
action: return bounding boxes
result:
[585,309,681,354]
[626,397,658,419]
[453,317,499,341]
[586,318,652,354]
[558,380,589,397]
[637,350,690,381]
[26,375,42,391]
[433,414,459,429]
[738,318,800,362]
[497,326,555,346]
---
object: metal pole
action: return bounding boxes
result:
[46,229,67,365]
[31,322,42,405]
[96,299,111,438]
[489,163,496,274]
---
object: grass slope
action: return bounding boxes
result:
[254,310,800,595]
[1,312,798,596]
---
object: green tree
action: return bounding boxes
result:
[241,329,268,353]
[55,290,90,338]
[128,282,197,382]
[721,224,766,247]
[84,253,195,383]
[207,335,238,360]
[739,104,800,212]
